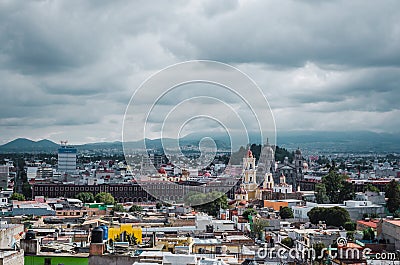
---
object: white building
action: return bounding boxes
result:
[292,200,385,220]
[0,190,12,206]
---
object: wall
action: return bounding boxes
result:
[0,250,24,265]
[0,224,24,249]
[381,220,400,250]
[108,225,142,243]
[25,255,88,265]
[263,200,288,211]
[88,255,138,265]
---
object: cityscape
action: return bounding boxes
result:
[1,1,400,265]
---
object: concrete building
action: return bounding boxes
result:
[0,165,9,191]
[11,201,55,216]
[58,146,77,173]
[0,190,12,207]
[0,223,24,249]
[291,200,384,220]
[377,219,400,250]
[0,250,24,265]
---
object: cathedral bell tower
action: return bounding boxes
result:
[241,148,258,200]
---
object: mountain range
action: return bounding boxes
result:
[0,131,399,154]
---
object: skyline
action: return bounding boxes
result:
[1,1,400,144]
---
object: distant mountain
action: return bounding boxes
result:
[1,131,399,154]
[277,131,400,153]
[0,138,59,152]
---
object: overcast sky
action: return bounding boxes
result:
[1,0,400,144]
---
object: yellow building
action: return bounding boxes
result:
[108,224,142,244]
[241,149,258,200]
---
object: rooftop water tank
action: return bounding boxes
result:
[99,225,108,241]
[91,227,104,244]
[25,230,36,240]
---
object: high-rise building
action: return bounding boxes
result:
[0,165,9,190]
[58,146,77,173]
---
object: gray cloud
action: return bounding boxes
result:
[0,0,399,144]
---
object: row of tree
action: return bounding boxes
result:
[75,192,114,205]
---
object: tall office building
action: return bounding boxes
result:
[58,145,77,173]
[0,165,9,190]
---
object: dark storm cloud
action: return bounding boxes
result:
[168,1,400,68]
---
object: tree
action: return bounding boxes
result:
[346,231,355,241]
[21,182,32,200]
[275,146,293,163]
[113,204,125,212]
[313,242,327,262]
[315,183,329,204]
[242,208,258,221]
[129,205,143,212]
[10,193,25,201]
[184,191,228,217]
[252,218,269,239]
[156,202,163,209]
[386,180,400,213]
[321,170,354,203]
[365,183,380,193]
[95,192,115,205]
[307,206,350,227]
[344,221,356,231]
[362,227,375,241]
[281,237,294,248]
[75,192,94,203]
[279,207,293,219]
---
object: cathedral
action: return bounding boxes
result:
[234,141,304,202]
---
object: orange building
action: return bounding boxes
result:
[263,200,288,211]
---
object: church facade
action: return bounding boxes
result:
[235,142,304,202]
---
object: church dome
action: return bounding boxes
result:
[263,145,274,154]
[295,148,302,155]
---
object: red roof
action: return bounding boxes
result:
[357,220,378,229]
[385,219,400,226]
